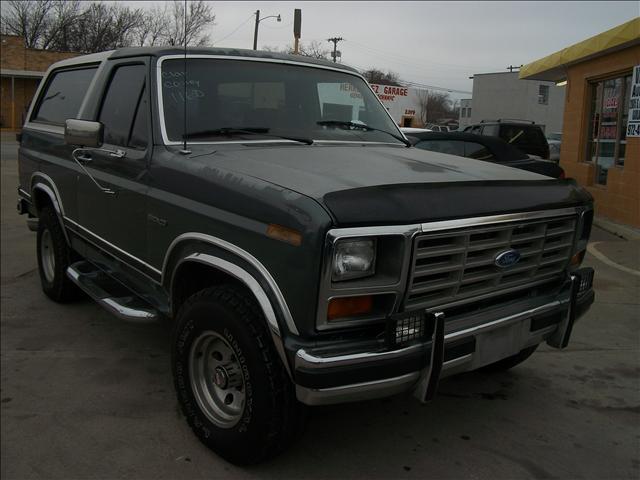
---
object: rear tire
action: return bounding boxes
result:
[36,206,82,302]
[172,285,305,465]
[481,344,538,372]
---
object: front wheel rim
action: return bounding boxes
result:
[40,228,56,283]
[189,331,246,429]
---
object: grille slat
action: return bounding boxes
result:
[415,246,466,258]
[414,262,464,276]
[405,215,577,310]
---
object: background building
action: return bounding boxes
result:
[1,35,78,130]
[459,71,565,133]
[520,17,640,228]
[458,98,472,129]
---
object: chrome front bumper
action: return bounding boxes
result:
[295,269,594,406]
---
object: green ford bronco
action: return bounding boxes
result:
[17,47,595,464]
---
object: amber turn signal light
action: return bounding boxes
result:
[327,295,373,321]
[571,249,586,266]
[266,224,302,246]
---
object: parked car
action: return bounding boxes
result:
[425,123,449,132]
[547,132,562,162]
[406,131,565,178]
[17,47,595,465]
[400,126,432,134]
[464,119,551,159]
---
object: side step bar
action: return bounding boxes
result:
[67,261,158,323]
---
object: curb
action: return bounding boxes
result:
[593,217,640,241]
[587,242,640,277]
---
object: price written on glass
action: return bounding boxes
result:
[627,65,640,137]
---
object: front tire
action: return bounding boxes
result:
[36,206,82,302]
[172,285,305,465]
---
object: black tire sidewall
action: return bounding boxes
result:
[173,292,284,463]
[36,207,74,301]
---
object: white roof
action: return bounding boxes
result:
[400,127,432,133]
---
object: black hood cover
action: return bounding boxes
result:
[323,180,592,227]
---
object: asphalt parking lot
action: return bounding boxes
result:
[1,133,639,479]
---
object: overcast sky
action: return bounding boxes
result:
[139,1,637,96]
[100,2,640,97]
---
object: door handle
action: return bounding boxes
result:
[71,148,116,195]
[76,153,92,163]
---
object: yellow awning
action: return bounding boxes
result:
[520,17,640,81]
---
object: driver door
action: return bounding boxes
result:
[76,60,152,278]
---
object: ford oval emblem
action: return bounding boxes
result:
[494,249,521,268]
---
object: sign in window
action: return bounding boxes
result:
[586,72,632,185]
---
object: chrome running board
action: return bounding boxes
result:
[67,261,158,323]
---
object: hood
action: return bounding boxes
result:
[201,143,591,226]
[209,143,547,197]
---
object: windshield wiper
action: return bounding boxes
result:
[316,120,411,147]
[184,127,313,145]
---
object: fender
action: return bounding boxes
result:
[172,253,293,376]
[30,172,69,243]
[163,232,300,337]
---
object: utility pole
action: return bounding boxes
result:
[253,10,281,50]
[293,9,302,54]
[327,37,343,63]
[253,10,260,50]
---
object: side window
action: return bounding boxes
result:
[499,125,545,148]
[98,64,147,147]
[32,67,97,125]
[470,125,482,134]
[128,87,148,149]
[465,142,495,161]
[481,124,499,136]
[415,140,465,157]
[499,125,526,146]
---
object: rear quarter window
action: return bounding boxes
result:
[499,125,546,147]
[415,139,465,157]
[32,67,98,125]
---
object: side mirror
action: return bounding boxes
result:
[64,119,103,148]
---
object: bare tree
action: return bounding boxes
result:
[41,0,81,50]
[264,41,330,60]
[418,90,454,124]
[134,4,171,47]
[1,0,215,51]
[362,69,402,86]
[166,0,215,46]
[1,0,57,48]
[295,40,330,60]
[54,2,144,53]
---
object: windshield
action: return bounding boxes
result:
[159,58,403,144]
[547,133,562,141]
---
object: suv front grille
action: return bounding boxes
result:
[404,215,577,310]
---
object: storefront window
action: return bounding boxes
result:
[586,73,632,185]
[538,85,549,105]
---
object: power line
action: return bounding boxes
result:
[212,13,254,45]
[342,61,471,95]
[404,81,472,95]
[344,39,501,72]
[261,20,293,30]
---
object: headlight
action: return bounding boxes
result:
[332,238,376,281]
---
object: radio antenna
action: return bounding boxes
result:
[180,0,191,154]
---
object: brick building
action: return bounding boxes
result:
[521,18,640,228]
[1,35,79,130]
